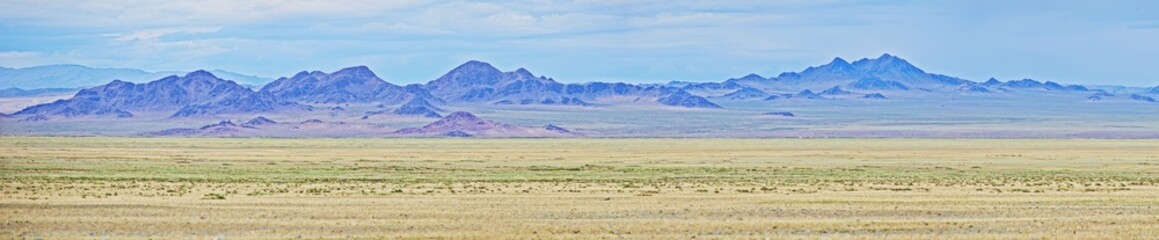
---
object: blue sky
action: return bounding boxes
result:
[1,0,1157,86]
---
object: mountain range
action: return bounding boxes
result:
[14,70,304,118]
[3,53,1158,138]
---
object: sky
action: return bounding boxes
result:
[1,0,1157,86]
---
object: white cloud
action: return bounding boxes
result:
[107,26,223,42]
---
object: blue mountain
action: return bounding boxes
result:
[260,66,410,104]
[764,54,966,90]
[794,89,825,99]
[16,70,298,118]
[658,89,721,108]
[1004,79,1044,88]
[426,61,577,105]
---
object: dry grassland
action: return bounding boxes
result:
[1,137,1158,239]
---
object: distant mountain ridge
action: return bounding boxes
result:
[9,53,1155,121]
[725,54,968,91]
[0,64,273,89]
[0,87,78,97]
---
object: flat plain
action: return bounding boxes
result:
[1,137,1158,239]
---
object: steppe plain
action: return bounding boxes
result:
[2,137,1158,239]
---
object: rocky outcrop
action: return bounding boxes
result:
[862,93,888,99]
[544,124,573,134]
[242,116,276,127]
[794,90,825,99]
[820,86,852,95]
[18,114,48,122]
[386,97,444,118]
[761,112,795,117]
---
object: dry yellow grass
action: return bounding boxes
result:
[1,137,1158,239]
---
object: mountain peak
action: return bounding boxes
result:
[439,60,504,82]
[426,60,508,100]
[455,60,501,73]
[511,67,536,80]
[982,78,1002,86]
[830,57,851,66]
[872,53,910,65]
[334,65,375,77]
[184,70,217,79]
[329,66,381,82]
[850,53,925,76]
[738,73,765,81]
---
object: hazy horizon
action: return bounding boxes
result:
[2,1,1157,86]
